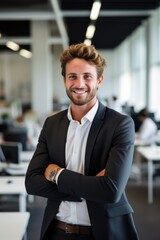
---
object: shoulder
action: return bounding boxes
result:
[42,109,68,130]
[97,102,134,132]
[99,101,133,123]
[46,109,68,121]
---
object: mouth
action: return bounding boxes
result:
[72,88,88,95]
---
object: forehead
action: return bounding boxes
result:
[66,58,97,74]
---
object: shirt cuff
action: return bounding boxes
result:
[55,168,64,184]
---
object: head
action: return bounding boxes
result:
[60,43,106,107]
[60,43,106,79]
[138,108,149,122]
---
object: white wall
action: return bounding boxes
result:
[0,53,31,103]
[52,45,68,105]
[98,50,113,102]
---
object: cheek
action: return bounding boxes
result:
[64,81,72,89]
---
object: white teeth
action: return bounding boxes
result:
[73,90,86,94]
[75,91,85,93]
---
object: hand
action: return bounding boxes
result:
[96,169,105,176]
[44,164,60,181]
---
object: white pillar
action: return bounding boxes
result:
[31,21,53,120]
[2,54,12,101]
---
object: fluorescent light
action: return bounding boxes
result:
[85,25,96,39]
[84,39,92,46]
[90,1,101,20]
[6,41,20,51]
[19,49,32,58]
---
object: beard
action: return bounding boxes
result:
[65,87,98,106]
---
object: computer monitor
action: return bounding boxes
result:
[0,141,22,164]
[0,146,5,162]
[3,127,28,151]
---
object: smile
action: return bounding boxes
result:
[73,90,87,94]
[72,88,88,94]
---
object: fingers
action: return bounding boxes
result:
[96,169,105,176]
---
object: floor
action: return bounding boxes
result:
[0,178,160,240]
[126,179,160,240]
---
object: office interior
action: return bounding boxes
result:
[0,1,160,240]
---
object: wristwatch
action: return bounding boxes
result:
[48,167,60,183]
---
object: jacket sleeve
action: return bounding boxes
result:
[57,115,135,204]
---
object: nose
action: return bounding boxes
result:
[75,76,85,88]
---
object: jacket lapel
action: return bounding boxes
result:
[85,102,107,174]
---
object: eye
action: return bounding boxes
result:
[84,74,93,80]
[68,74,77,80]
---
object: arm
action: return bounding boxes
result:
[46,115,135,204]
[25,117,81,202]
[44,164,105,181]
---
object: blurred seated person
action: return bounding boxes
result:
[135,108,158,145]
[131,112,142,133]
[13,113,41,150]
[24,110,42,149]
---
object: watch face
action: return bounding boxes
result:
[49,169,56,181]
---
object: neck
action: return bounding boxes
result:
[70,99,97,122]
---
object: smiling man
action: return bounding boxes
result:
[65,58,102,107]
[25,43,139,240]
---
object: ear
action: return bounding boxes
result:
[97,75,104,87]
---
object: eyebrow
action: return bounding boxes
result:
[67,72,93,76]
[67,73,76,76]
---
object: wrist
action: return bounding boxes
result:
[48,167,61,183]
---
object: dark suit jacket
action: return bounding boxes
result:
[25,102,139,240]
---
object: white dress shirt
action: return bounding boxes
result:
[56,101,99,226]
[136,117,157,144]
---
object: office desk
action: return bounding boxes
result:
[136,146,160,204]
[134,139,149,146]
[0,150,33,175]
[0,176,27,211]
[0,212,30,240]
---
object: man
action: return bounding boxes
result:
[136,108,157,145]
[25,43,139,240]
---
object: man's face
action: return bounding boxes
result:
[64,58,103,106]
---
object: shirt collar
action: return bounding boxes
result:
[67,100,99,124]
